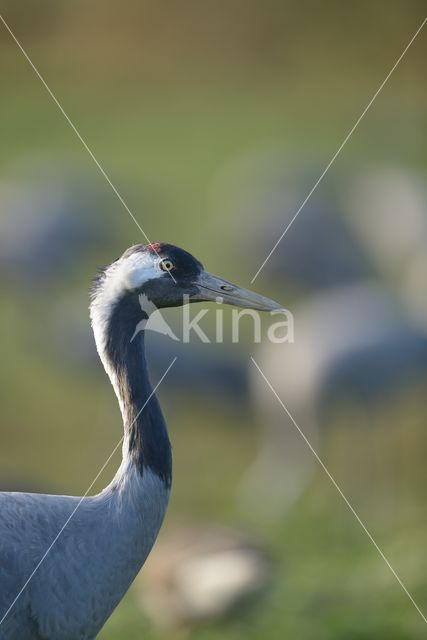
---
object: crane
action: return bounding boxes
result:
[0,242,281,640]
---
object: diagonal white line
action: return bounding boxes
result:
[0,14,146,240]
[250,356,427,625]
[0,13,176,283]
[251,16,427,284]
[0,356,177,627]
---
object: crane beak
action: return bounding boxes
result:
[192,271,283,312]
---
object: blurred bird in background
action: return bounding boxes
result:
[136,525,274,630]
[212,153,427,518]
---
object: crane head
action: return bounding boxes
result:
[91,243,282,314]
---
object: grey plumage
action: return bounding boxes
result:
[0,470,168,639]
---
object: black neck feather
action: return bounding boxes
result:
[105,295,172,488]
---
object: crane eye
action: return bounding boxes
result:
[159,258,175,272]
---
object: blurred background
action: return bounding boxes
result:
[1,1,427,638]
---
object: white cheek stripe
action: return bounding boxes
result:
[90,253,159,376]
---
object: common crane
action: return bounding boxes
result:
[0,242,281,640]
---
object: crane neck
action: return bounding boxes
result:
[92,295,172,489]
